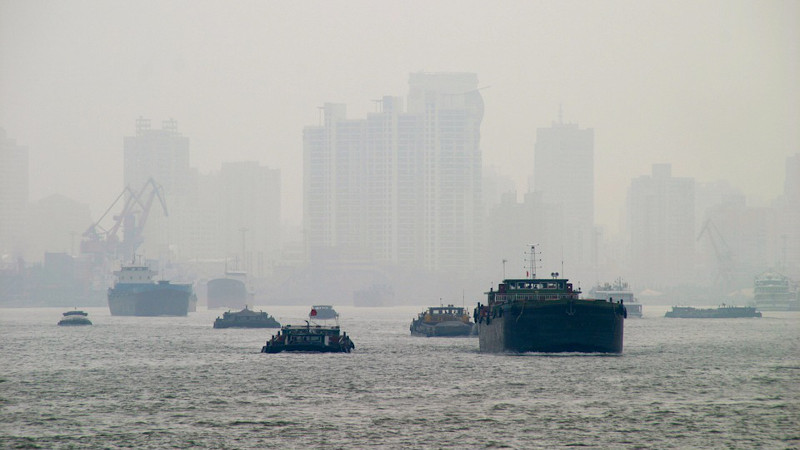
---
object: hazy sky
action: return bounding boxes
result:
[2,0,798,233]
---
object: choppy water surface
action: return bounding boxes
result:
[1,305,798,449]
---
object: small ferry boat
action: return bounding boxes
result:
[213,306,280,329]
[58,310,92,326]
[665,305,762,318]
[309,305,338,320]
[261,322,355,353]
[410,304,475,337]
[589,278,643,318]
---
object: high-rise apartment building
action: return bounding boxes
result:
[532,116,595,281]
[218,161,281,277]
[303,72,483,274]
[0,128,29,258]
[122,118,195,259]
[627,164,695,287]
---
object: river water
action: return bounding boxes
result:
[1,305,798,449]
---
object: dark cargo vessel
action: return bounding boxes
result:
[475,247,625,353]
[475,276,626,353]
[207,271,249,310]
[108,264,194,316]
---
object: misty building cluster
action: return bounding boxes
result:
[1,72,799,306]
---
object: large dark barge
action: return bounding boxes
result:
[474,247,626,353]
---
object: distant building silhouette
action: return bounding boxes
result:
[122,118,195,260]
[217,161,281,277]
[531,115,596,281]
[304,72,483,274]
[627,164,695,287]
[0,128,28,259]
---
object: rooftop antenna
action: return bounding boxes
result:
[502,259,507,279]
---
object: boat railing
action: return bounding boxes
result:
[493,293,579,303]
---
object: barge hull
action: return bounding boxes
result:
[478,299,624,353]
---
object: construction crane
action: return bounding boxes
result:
[81,177,168,261]
[697,218,735,287]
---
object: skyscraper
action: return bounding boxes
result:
[218,161,281,276]
[627,164,695,287]
[122,118,195,259]
[303,72,483,274]
[532,115,595,280]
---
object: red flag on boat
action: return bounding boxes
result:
[310,308,317,317]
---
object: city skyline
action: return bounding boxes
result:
[1,1,797,234]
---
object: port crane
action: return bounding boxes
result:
[81,177,168,261]
[697,218,735,287]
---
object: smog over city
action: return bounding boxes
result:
[1,1,798,448]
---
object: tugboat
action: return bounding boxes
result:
[107,258,194,316]
[309,305,338,320]
[410,304,475,337]
[58,310,92,326]
[589,278,643,318]
[261,321,355,353]
[213,305,280,328]
[474,245,626,353]
[665,305,762,318]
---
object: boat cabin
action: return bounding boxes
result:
[488,277,581,304]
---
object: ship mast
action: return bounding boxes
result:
[526,245,540,280]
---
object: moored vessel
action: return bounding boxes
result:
[58,310,92,326]
[261,321,355,353]
[589,278,643,318]
[107,262,194,316]
[310,305,338,320]
[753,270,799,311]
[410,304,475,337]
[665,305,762,318]
[213,305,280,328]
[207,271,250,310]
[475,246,626,354]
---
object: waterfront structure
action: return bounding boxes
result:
[303,72,483,275]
